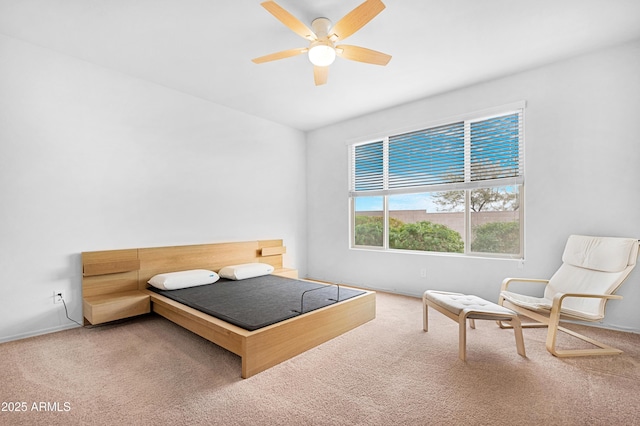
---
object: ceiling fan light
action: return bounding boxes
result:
[308,44,336,67]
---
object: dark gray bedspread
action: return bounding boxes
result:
[148,274,365,331]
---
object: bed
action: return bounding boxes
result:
[81,239,376,378]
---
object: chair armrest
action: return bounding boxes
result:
[552,292,622,305]
[550,292,623,318]
[501,277,549,292]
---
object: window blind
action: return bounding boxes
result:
[470,112,523,181]
[353,141,384,191]
[351,109,523,195]
[388,122,465,188]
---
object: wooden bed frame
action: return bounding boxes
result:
[81,239,376,378]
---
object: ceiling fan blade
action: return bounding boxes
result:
[252,47,308,64]
[314,66,329,86]
[261,1,317,41]
[336,45,391,65]
[330,0,385,41]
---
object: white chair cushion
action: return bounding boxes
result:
[500,290,602,321]
[530,235,639,320]
[501,236,638,323]
[500,291,552,311]
[562,235,638,272]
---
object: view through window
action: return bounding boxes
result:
[350,104,524,258]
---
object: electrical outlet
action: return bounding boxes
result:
[54,291,63,304]
[420,268,427,278]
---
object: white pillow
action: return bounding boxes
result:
[218,263,274,280]
[148,269,219,290]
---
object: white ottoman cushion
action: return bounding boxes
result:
[425,291,517,318]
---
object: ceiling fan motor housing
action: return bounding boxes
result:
[309,17,336,66]
[311,17,332,38]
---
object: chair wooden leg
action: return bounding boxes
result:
[501,288,626,357]
[458,316,467,361]
[544,308,623,357]
[498,320,547,329]
[469,318,476,329]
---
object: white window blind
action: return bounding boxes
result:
[353,140,384,191]
[351,109,523,194]
[388,122,465,188]
[470,112,523,182]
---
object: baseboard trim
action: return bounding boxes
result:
[0,323,81,344]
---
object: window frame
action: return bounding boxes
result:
[348,102,525,259]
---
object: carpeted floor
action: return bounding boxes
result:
[1,291,639,425]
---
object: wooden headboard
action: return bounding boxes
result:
[81,239,293,325]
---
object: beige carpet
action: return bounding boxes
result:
[1,291,639,426]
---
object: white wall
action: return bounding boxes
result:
[306,40,640,332]
[0,35,307,342]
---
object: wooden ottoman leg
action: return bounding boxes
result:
[511,316,527,358]
[422,293,429,332]
[458,314,467,361]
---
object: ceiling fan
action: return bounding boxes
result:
[252,0,392,86]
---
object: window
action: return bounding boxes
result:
[349,103,524,258]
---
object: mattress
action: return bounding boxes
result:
[148,274,366,331]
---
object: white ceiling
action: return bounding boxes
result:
[1,0,639,131]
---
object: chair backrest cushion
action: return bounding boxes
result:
[544,235,639,320]
[561,235,638,272]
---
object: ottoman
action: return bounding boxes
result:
[423,290,526,361]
